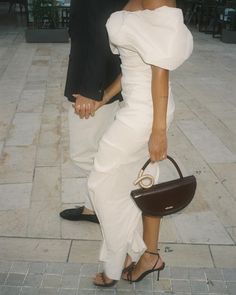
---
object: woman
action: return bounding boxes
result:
[88,0,193,287]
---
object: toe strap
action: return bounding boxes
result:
[127,268,133,283]
[100,272,106,285]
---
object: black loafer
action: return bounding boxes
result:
[60,206,99,224]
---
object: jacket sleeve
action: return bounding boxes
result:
[78,0,111,101]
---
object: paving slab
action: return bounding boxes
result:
[0,145,36,184]
[0,238,71,262]
[59,289,77,295]
[28,167,61,237]
[6,113,41,146]
[173,211,233,244]
[61,219,102,241]
[210,163,236,201]
[168,125,236,227]
[36,144,60,167]
[205,101,236,121]
[21,286,41,295]
[42,274,62,288]
[223,119,236,135]
[173,82,236,155]
[61,178,88,204]
[0,103,17,142]
[31,167,60,202]
[223,268,236,281]
[61,146,88,179]
[10,261,29,274]
[210,245,236,268]
[69,241,101,263]
[159,244,214,268]
[227,281,236,294]
[159,216,182,243]
[23,80,46,92]
[27,199,61,238]
[0,183,32,210]
[0,285,21,295]
[0,260,235,294]
[45,263,65,275]
[17,90,46,113]
[0,208,29,237]
[0,141,4,155]
[178,119,236,164]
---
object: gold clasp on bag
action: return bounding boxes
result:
[133,168,154,189]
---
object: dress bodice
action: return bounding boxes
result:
[105,6,193,125]
[106,6,193,71]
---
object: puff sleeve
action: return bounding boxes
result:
[129,8,193,70]
[107,7,193,70]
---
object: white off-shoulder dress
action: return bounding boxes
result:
[88,6,193,280]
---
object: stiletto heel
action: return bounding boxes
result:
[156,262,165,281]
[123,250,165,283]
[157,270,160,281]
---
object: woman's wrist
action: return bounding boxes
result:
[102,90,111,104]
[152,126,167,133]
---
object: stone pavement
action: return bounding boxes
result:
[0,22,236,295]
[0,261,236,295]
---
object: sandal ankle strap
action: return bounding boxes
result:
[145,250,159,256]
[145,250,161,271]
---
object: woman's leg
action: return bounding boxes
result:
[143,215,161,252]
[122,216,163,281]
[122,94,175,280]
[89,119,149,284]
[123,207,161,267]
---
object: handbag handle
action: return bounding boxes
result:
[134,155,183,189]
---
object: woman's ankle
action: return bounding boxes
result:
[124,254,132,268]
[145,249,159,255]
[141,251,162,264]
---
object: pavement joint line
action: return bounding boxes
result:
[208,244,216,268]
[0,237,235,246]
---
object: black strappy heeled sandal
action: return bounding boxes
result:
[93,272,117,288]
[122,262,136,274]
[124,250,165,283]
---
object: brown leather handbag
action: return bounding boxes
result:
[130,156,197,217]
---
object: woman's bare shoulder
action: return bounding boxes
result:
[142,0,176,10]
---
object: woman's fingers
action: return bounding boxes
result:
[84,103,91,119]
[90,102,95,117]
[72,94,96,119]
[150,150,166,162]
[73,102,94,119]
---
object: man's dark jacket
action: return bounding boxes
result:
[64,0,128,102]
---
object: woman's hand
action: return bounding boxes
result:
[72,94,96,119]
[148,130,167,162]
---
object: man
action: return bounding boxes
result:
[60,0,128,223]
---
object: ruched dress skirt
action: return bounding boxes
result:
[88,49,175,280]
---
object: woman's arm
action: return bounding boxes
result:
[142,0,175,162]
[148,66,169,162]
[94,74,122,110]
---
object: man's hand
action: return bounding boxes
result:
[72,94,96,119]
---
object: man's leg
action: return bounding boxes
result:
[60,101,119,221]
